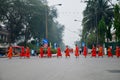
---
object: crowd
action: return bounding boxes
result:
[7,44,120,59]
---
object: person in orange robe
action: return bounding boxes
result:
[119,47,120,57]
[65,45,70,58]
[83,45,87,58]
[20,47,25,58]
[25,47,30,58]
[107,46,113,57]
[98,45,103,57]
[39,45,44,58]
[91,45,96,57]
[115,46,120,58]
[47,45,52,58]
[7,46,13,59]
[57,45,62,57]
[75,44,79,58]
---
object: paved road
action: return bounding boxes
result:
[0,54,120,80]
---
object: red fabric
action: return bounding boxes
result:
[119,48,120,56]
[20,47,25,57]
[65,47,70,57]
[47,47,52,57]
[75,46,79,57]
[83,46,87,57]
[7,47,13,59]
[57,47,62,57]
[39,47,44,58]
[107,47,113,57]
[91,47,96,57]
[115,47,120,57]
[98,46,103,57]
[25,47,30,58]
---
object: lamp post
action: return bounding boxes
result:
[45,2,62,39]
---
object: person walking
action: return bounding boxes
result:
[65,45,70,58]
[75,44,79,58]
[7,46,13,59]
[57,45,62,57]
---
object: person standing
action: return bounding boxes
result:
[25,47,30,58]
[107,46,113,57]
[91,45,96,57]
[7,46,13,59]
[98,45,104,57]
[75,44,79,58]
[57,45,62,57]
[65,45,70,58]
[83,45,87,58]
[39,45,44,58]
[47,45,52,58]
[115,46,120,58]
[20,47,25,58]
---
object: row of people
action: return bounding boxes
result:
[7,45,120,59]
[7,46,30,59]
[91,45,120,58]
[39,44,120,58]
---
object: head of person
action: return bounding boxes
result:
[75,44,77,46]
[66,45,68,48]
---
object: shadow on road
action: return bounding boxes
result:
[107,70,120,73]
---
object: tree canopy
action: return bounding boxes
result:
[0,0,65,47]
[81,0,114,45]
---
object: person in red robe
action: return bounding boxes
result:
[119,47,120,57]
[115,46,120,58]
[57,45,62,57]
[83,45,87,58]
[7,46,13,59]
[47,45,52,58]
[107,46,113,57]
[91,45,96,57]
[75,44,79,58]
[98,45,103,57]
[25,47,30,58]
[65,45,70,58]
[20,47,25,58]
[39,45,44,58]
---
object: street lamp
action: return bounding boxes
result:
[45,3,62,39]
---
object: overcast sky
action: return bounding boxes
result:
[47,0,119,48]
[47,0,86,48]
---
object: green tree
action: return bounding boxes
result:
[114,4,120,42]
[0,0,65,47]
[98,17,106,44]
[86,32,96,48]
[82,0,113,44]
[106,22,112,42]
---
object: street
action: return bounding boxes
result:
[0,54,120,80]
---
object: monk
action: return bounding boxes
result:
[98,45,103,57]
[91,45,96,57]
[65,45,70,58]
[115,46,120,58]
[83,45,87,58]
[20,47,25,58]
[57,45,62,57]
[7,46,13,59]
[39,45,44,58]
[75,44,79,58]
[47,45,52,57]
[119,47,120,57]
[25,47,30,58]
[107,46,113,57]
